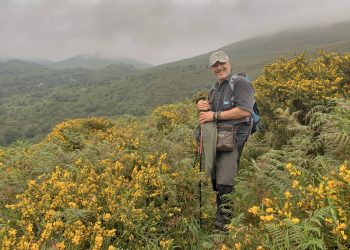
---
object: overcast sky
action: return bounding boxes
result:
[1,0,350,65]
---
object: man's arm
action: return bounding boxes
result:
[198,107,249,124]
[232,79,255,116]
[198,78,254,123]
[217,107,250,120]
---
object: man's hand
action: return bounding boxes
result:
[196,100,210,111]
[199,111,214,124]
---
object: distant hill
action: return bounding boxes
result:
[0,21,350,145]
[48,54,153,70]
[94,21,350,115]
[0,59,140,98]
[27,58,54,65]
[162,21,350,79]
[0,60,52,97]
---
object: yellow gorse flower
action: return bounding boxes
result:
[284,191,292,199]
[266,208,275,213]
[291,217,300,224]
[260,215,274,222]
[234,242,241,250]
[160,238,174,249]
[292,180,299,188]
[220,245,230,250]
[262,198,273,206]
[248,206,260,215]
[285,163,301,177]
[93,234,103,250]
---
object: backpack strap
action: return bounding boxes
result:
[228,74,243,102]
[229,74,254,136]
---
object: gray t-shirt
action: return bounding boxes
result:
[209,74,255,124]
[232,77,255,115]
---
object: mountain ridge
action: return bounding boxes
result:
[47,54,154,70]
[0,21,350,145]
[0,55,153,70]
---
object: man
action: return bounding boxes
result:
[197,50,254,229]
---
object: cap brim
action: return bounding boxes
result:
[209,59,229,67]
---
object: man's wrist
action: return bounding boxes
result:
[212,111,223,121]
[217,111,222,120]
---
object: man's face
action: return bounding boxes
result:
[211,62,231,81]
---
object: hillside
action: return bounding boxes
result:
[0,51,349,248]
[0,21,350,145]
[0,60,139,97]
[162,21,350,78]
[48,54,153,70]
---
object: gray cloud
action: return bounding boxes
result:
[0,0,350,65]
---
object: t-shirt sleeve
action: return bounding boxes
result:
[233,79,255,114]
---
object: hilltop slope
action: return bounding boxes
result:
[48,54,153,70]
[0,21,350,145]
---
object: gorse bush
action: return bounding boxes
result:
[221,161,350,250]
[255,51,350,115]
[2,154,194,249]
[47,117,114,150]
[0,111,202,249]
[151,102,197,130]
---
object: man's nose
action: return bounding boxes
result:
[215,66,223,71]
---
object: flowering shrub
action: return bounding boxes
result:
[1,152,194,249]
[221,162,350,249]
[0,113,200,249]
[255,51,350,113]
[47,117,113,150]
[151,102,197,130]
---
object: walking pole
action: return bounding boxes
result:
[199,124,203,228]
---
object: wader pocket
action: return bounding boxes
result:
[216,124,236,151]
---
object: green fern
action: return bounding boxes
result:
[264,223,288,249]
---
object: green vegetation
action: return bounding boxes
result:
[1,22,350,145]
[47,54,153,70]
[0,51,349,249]
[0,60,140,145]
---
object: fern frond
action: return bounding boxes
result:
[322,132,350,154]
[301,239,325,250]
[264,223,287,249]
[307,207,331,228]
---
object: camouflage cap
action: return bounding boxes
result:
[209,50,230,67]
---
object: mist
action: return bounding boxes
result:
[1,0,350,65]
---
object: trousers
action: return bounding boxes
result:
[212,122,250,228]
